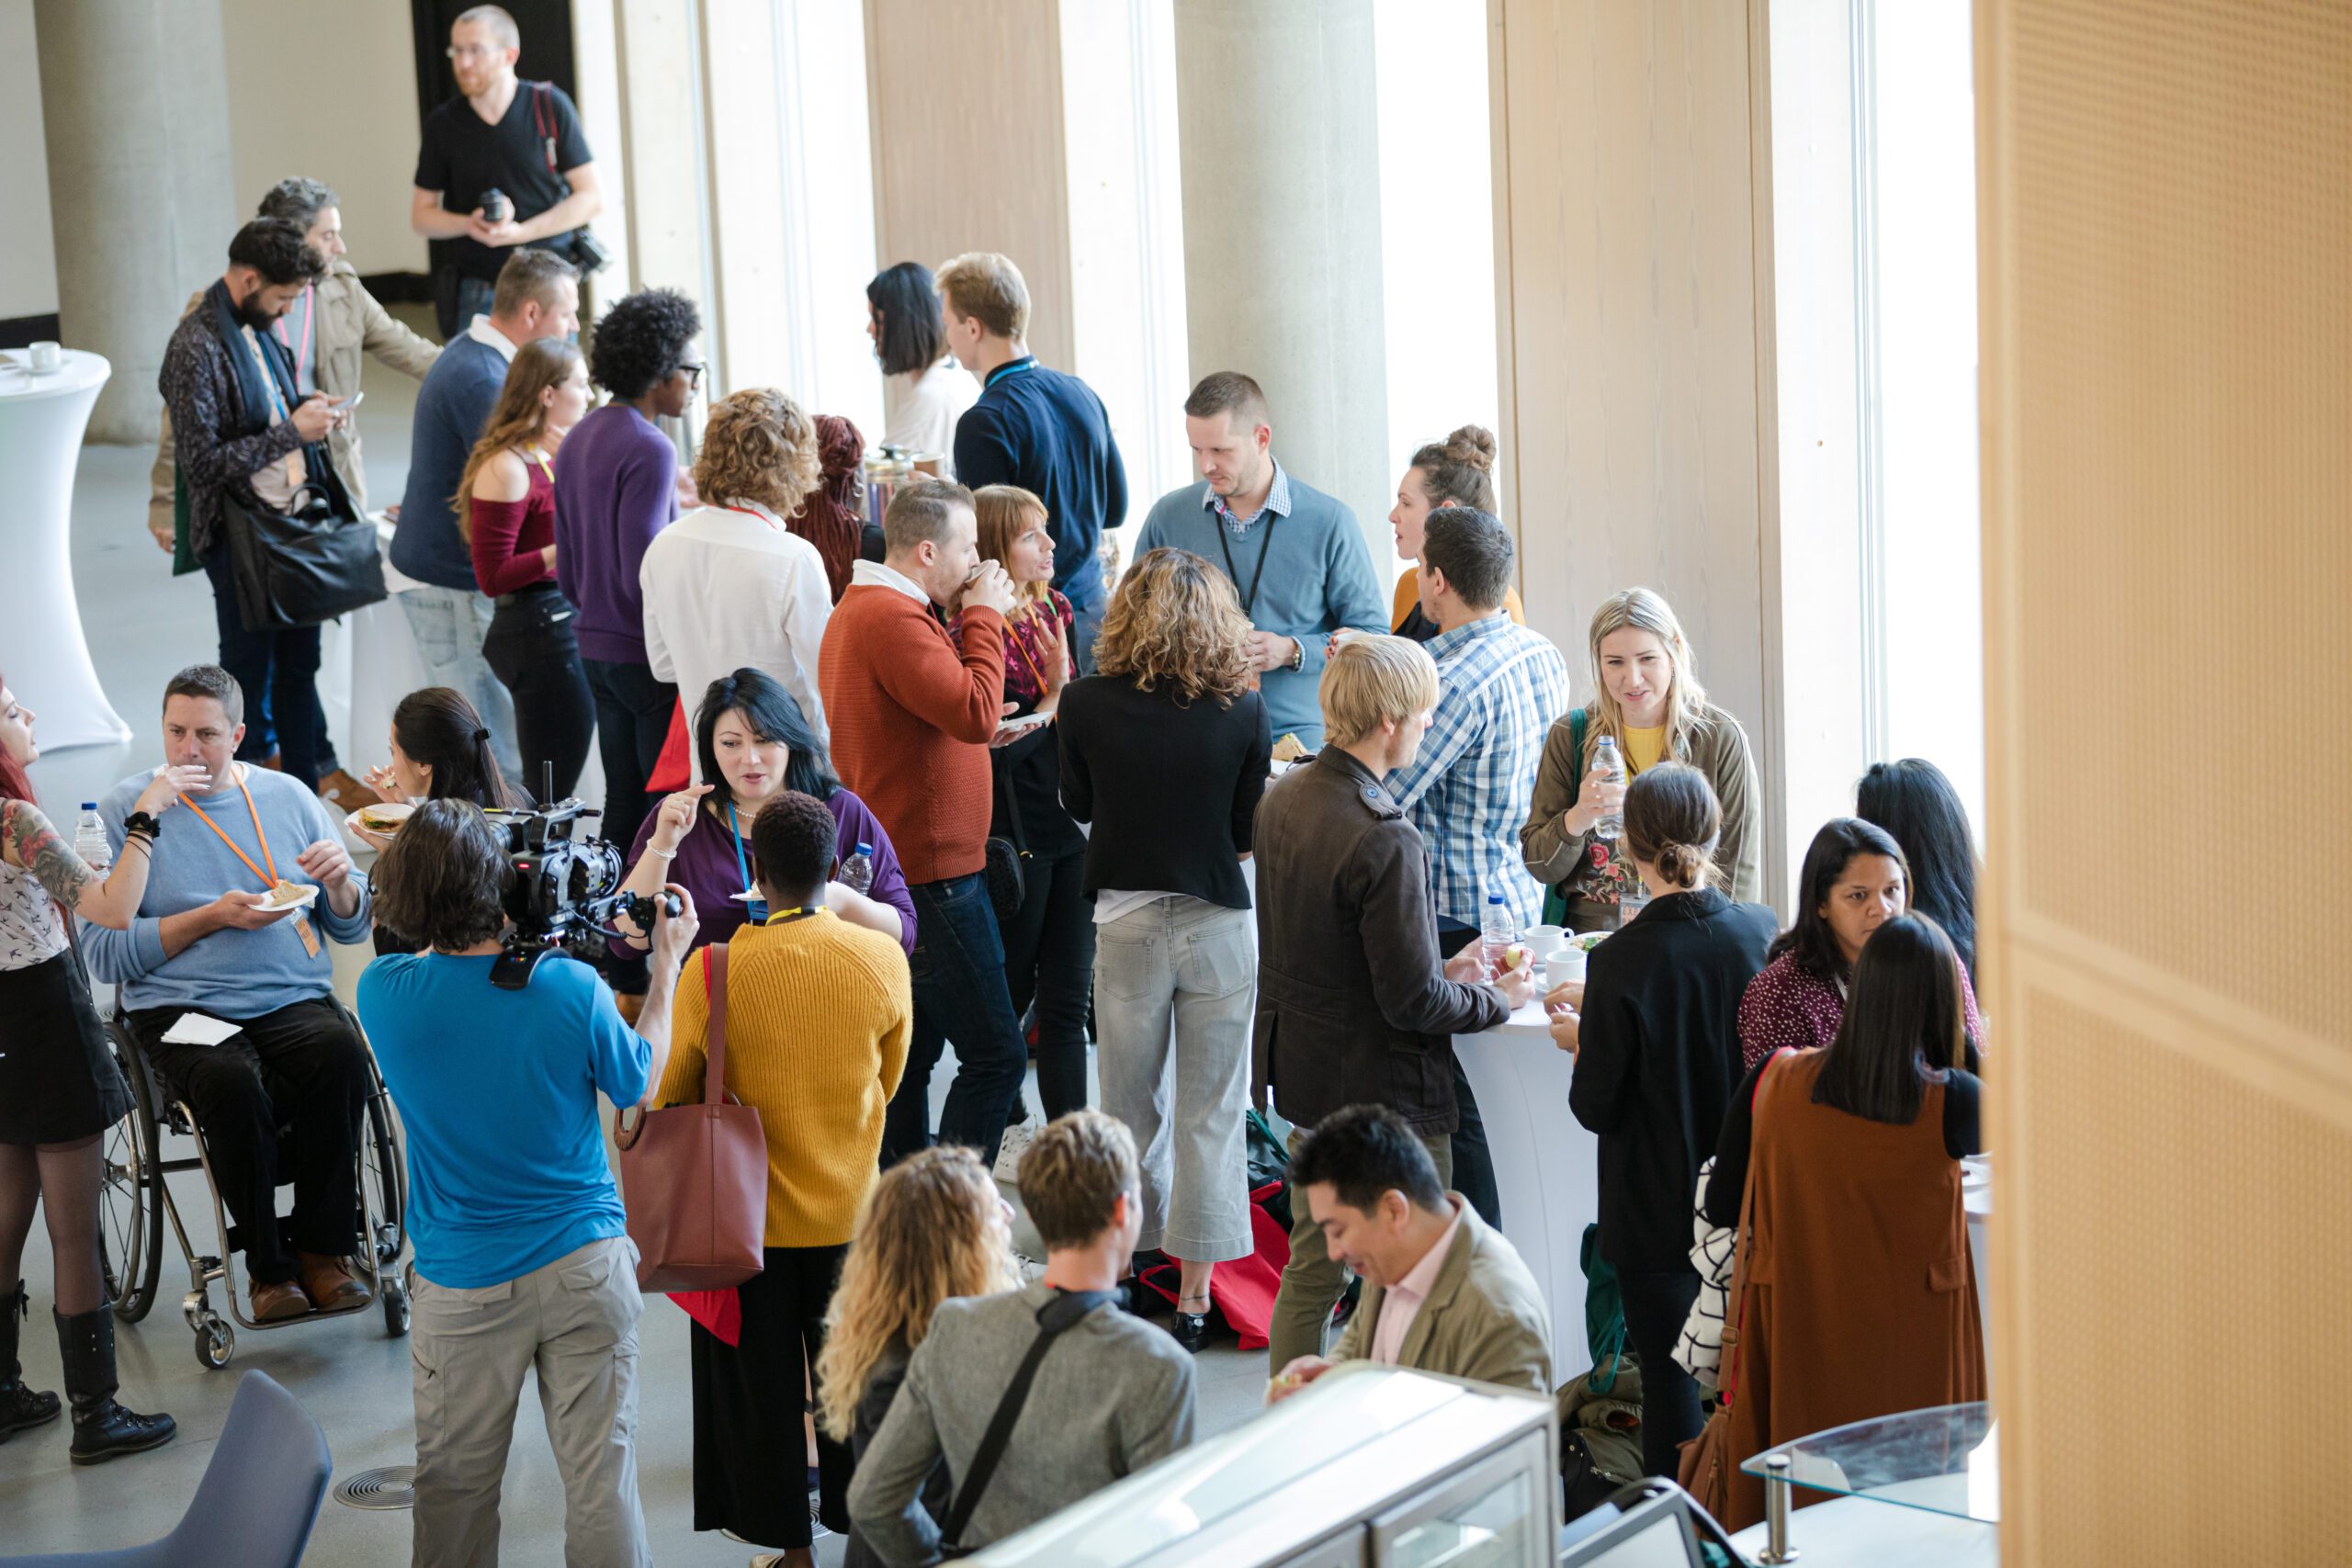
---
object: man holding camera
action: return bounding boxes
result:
[358,798,696,1568]
[411,4,604,339]
[81,666,376,1325]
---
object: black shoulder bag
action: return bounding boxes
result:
[936,1288,1114,1558]
[983,746,1029,923]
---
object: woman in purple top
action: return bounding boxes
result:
[1736,818,1984,1069]
[614,669,914,959]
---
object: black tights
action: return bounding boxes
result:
[0,1135,105,1316]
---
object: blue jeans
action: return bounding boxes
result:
[1061,561,1107,676]
[202,544,323,787]
[396,585,523,781]
[456,274,496,334]
[882,873,1028,1168]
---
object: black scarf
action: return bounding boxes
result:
[205,277,300,440]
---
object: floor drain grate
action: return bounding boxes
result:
[333,1465,417,1510]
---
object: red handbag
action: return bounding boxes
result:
[614,945,767,1291]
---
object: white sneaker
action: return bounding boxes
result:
[993,1119,1036,1184]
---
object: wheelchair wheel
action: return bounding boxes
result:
[99,1037,164,1324]
[361,1089,404,1269]
[382,1275,410,1338]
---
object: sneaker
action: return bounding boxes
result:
[992,1119,1036,1184]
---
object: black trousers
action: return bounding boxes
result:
[689,1244,852,1548]
[998,846,1094,1121]
[1617,1265,1705,1479]
[582,656,677,852]
[482,586,596,804]
[127,997,370,1286]
[1432,919,1503,1230]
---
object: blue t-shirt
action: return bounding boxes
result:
[357,952,649,1288]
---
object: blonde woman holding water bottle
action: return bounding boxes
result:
[1519,588,1762,933]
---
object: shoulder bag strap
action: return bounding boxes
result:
[1567,707,1588,806]
[938,1289,1114,1551]
[702,944,729,1104]
[531,82,560,176]
[992,749,1028,857]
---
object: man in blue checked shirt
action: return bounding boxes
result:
[1381,508,1570,1228]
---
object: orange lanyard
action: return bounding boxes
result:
[179,773,283,891]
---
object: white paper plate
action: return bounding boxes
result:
[345,802,414,840]
[257,882,319,916]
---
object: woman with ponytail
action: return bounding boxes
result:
[1385,425,1524,639]
[359,686,523,955]
[1554,761,1775,1481]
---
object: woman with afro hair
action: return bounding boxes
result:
[552,286,703,848]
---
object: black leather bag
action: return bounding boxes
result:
[983,750,1028,922]
[220,464,387,632]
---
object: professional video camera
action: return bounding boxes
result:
[481,791,679,989]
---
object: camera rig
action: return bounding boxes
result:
[481,792,678,990]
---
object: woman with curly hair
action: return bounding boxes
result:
[1054,547,1272,1349]
[553,286,703,847]
[639,388,832,750]
[817,1146,1018,1568]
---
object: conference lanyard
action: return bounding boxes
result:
[763,907,820,926]
[1214,510,1281,619]
[181,773,319,955]
[527,448,556,487]
[271,284,315,384]
[727,802,758,898]
[984,357,1038,390]
[718,502,776,530]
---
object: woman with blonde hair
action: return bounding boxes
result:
[955,485,1087,1136]
[460,335,595,799]
[639,387,834,752]
[820,1146,1019,1568]
[1055,547,1272,1350]
[1519,587,1761,931]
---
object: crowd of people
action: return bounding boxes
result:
[0,5,1994,1561]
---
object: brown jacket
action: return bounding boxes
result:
[1331,1198,1553,1395]
[1251,749,1509,1134]
[1518,701,1763,908]
[149,260,439,532]
[1720,1049,1986,1530]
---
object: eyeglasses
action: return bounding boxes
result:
[446,43,501,62]
[678,363,706,388]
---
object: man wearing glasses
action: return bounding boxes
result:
[411,4,604,340]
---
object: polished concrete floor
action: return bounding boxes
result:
[3,325,1277,1562]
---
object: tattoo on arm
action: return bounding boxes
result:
[4,800,96,909]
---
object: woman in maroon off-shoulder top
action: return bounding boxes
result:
[461,338,597,801]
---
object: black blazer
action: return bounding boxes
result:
[1567,886,1777,1272]
[1057,675,1272,910]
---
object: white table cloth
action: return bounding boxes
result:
[0,349,130,749]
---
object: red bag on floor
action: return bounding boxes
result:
[646,699,693,794]
[1134,1182,1290,1350]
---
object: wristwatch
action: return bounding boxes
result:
[1286,637,1306,671]
[120,811,161,841]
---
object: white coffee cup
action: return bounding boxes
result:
[1522,924,1569,963]
[1550,942,1589,982]
[27,341,61,373]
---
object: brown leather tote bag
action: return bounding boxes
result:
[614,944,767,1292]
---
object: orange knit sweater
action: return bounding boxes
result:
[656,911,913,1247]
[818,583,1006,885]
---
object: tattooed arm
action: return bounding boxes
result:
[2,768,206,930]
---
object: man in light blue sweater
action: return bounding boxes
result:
[82,666,378,1325]
[1133,372,1386,750]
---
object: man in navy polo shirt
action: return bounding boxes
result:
[938,252,1127,672]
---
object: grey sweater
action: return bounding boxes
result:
[846,1284,1196,1565]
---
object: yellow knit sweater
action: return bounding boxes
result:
[655,910,913,1247]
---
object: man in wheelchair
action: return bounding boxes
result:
[80,666,377,1324]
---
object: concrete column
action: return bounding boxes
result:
[33,0,239,444]
[1170,0,1390,558]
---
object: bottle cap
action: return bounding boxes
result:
[854,841,872,854]
[82,801,97,809]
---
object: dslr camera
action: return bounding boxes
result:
[481,795,679,989]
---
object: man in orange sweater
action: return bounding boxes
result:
[820,479,1028,1167]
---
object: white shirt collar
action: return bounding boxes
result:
[714,497,786,529]
[467,314,520,364]
[851,557,932,606]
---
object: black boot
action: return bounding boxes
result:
[55,1305,175,1464]
[0,1282,61,1441]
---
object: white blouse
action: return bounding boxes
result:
[881,355,979,474]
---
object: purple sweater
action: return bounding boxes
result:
[554,403,676,664]
[617,786,917,956]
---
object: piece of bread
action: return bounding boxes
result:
[1272,733,1307,763]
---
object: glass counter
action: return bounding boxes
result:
[1739,1402,1998,1524]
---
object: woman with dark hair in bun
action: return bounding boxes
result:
[358,686,524,956]
[1386,425,1525,640]
[1553,761,1776,1482]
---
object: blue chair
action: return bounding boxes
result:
[4,1371,333,1567]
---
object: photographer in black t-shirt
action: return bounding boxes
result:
[410,5,603,339]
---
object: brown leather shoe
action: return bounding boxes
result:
[249,1280,310,1323]
[315,768,370,811]
[297,1252,371,1311]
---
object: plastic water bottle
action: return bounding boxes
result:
[1591,736,1625,841]
[1479,891,1515,982]
[74,804,111,874]
[841,842,875,896]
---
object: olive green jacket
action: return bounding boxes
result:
[1518,701,1763,908]
[1330,1200,1554,1397]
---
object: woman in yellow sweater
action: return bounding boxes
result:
[654,789,913,1567]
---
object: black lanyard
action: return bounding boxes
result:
[1214,509,1281,618]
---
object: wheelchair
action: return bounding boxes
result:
[95,1009,409,1370]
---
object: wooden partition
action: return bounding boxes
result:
[1977,2,2352,1559]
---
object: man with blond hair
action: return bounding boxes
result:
[849,1111,1195,1562]
[938,252,1126,671]
[1253,637,1532,1371]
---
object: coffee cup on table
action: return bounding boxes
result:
[1550,940,1589,982]
[1523,924,1568,964]
[28,341,61,373]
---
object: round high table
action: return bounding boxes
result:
[1453,996,1601,1378]
[0,349,130,749]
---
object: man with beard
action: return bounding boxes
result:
[157,219,345,797]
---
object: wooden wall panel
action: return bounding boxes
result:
[864,0,1073,372]
[1978,1,2352,1559]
